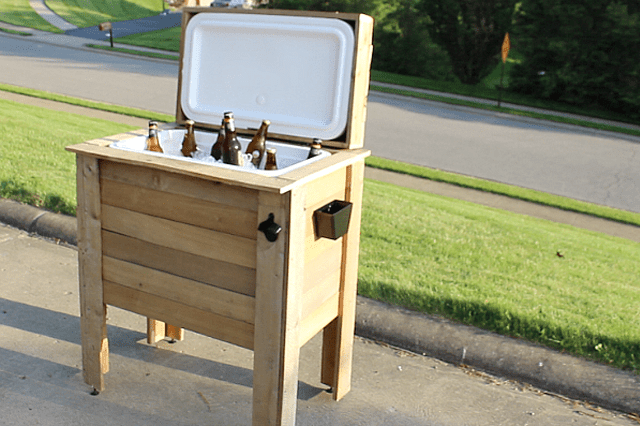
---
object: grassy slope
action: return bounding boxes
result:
[360,179,640,372]
[0,98,137,214]
[0,0,63,32]
[44,0,162,27]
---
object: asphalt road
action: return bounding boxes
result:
[2,32,639,213]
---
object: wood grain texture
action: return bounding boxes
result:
[104,281,255,350]
[101,205,256,268]
[100,160,259,212]
[103,256,255,325]
[100,178,257,239]
[76,155,108,390]
[102,231,256,297]
[321,160,365,400]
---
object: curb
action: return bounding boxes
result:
[1,197,638,416]
[0,198,76,246]
[356,297,640,416]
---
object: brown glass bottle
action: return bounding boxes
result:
[222,114,244,166]
[181,120,197,157]
[245,119,270,168]
[211,113,230,160]
[146,121,163,153]
[307,138,323,159]
[264,148,278,170]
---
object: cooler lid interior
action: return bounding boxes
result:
[180,12,355,140]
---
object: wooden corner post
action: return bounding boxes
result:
[76,154,109,392]
[253,187,306,426]
[321,159,365,400]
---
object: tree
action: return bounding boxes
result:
[373,0,454,81]
[417,0,518,85]
[509,1,640,121]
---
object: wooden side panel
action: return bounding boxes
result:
[104,281,254,350]
[101,205,256,269]
[304,167,347,209]
[76,155,108,391]
[103,256,255,325]
[102,231,256,297]
[101,178,257,239]
[302,269,340,317]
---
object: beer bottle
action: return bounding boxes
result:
[307,138,323,159]
[146,121,163,153]
[264,148,278,170]
[181,120,197,157]
[222,113,244,166]
[245,119,270,168]
[211,113,230,160]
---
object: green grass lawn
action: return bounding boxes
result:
[0,0,62,32]
[360,180,640,372]
[0,98,137,214]
[1,97,638,373]
[45,0,163,27]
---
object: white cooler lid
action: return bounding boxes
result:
[180,12,355,140]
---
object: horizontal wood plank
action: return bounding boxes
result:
[303,168,347,209]
[101,205,256,269]
[299,292,339,347]
[103,256,255,325]
[104,281,254,350]
[67,143,292,193]
[100,160,259,212]
[102,231,255,297]
[303,242,342,295]
[302,270,340,316]
[101,178,257,239]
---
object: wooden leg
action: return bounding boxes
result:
[165,324,184,341]
[320,161,365,401]
[147,319,184,344]
[76,155,108,391]
[253,189,305,426]
[147,318,166,344]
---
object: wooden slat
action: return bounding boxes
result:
[76,155,109,391]
[302,270,340,318]
[104,281,254,350]
[279,149,369,190]
[102,231,256,297]
[100,160,259,212]
[66,142,292,193]
[101,178,257,239]
[303,242,342,295]
[299,292,339,347]
[103,256,255,325]
[303,167,347,209]
[101,205,256,269]
[345,13,374,150]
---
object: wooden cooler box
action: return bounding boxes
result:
[66,8,373,426]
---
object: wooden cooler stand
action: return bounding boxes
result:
[66,8,373,426]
